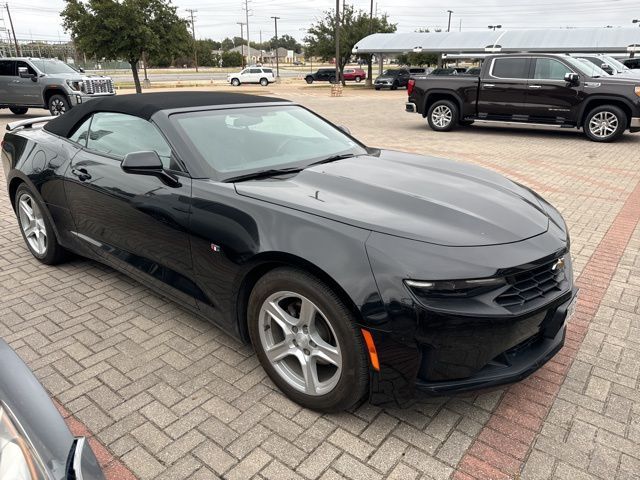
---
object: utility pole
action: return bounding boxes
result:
[271,16,280,79]
[244,0,250,65]
[446,10,453,32]
[459,18,462,32]
[237,22,245,68]
[6,4,20,56]
[365,0,374,87]
[259,29,262,63]
[186,8,199,72]
[335,0,340,84]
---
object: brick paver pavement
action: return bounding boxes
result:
[1,84,639,479]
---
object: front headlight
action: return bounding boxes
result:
[635,86,640,97]
[0,404,47,480]
[405,277,505,298]
[65,80,84,92]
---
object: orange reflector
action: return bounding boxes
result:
[361,328,380,371]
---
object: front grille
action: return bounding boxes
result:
[495,258,565,309]
[85,79,114,94]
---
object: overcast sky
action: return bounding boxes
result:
[7,0,640,44]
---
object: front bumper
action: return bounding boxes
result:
[69,92,115,107]
[630,116,640,132]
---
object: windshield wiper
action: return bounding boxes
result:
[307,153,357,167]
[227,167,303,182]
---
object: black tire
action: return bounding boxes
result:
[305,77,314,84]
[459,119,474,127]
[427,99,459,132]
[583,105,626,142]
[354,76,362,83]
[329,76,337,84]
[9,107,28,115]
[248,267,369,412]
[48,94,69,116]
[231,78,241,86]
[374,86,381,90]
[259,78,269,86]
[390,81,398,90]
[14,184,68,265]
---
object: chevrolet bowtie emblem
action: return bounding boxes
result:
[551,257,565,271]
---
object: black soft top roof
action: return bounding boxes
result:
[44,91,286,138]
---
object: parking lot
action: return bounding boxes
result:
[1,84,639,480]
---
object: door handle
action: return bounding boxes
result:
[528,85,542,89]
[71,167,92,181]
[483,84,495,88]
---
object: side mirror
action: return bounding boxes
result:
[600,64,613,74]
[18,66,35,80]
[79,67,85,73]
[564,72,579,86]
[122,151,180,187]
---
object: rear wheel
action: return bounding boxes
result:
[427,100,458,132]
[390,81,398,90]
[259,78,269,86]
[305,77,314,84]
[48,94,69,116]
[374,86,381,90]
[584,105,626,142]
[9,107,28,115]
[14,184,68,265]
[355,76,362,83]
[231,78,241,86]
[248,267,369,412]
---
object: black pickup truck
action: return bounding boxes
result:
[406,53,640,142]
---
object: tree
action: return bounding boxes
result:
[269,34,302,53]
[61,0,191,93]
[221,51,243,67]
[221,37,235,51]
[305,6,396,85]
[397,52,438,66]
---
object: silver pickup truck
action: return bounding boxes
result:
[0,57,115,116]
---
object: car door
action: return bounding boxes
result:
[524,57,583,124]
[397,69,410,86]
[0,60,16,104]
[477,57,531,119]
[248,68,263,83]
[13,61,42,106]
[63,112,198,307]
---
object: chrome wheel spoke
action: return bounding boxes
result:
[264,300,299,334]
[18,194,47,255]
[310,334,341,367]
[300,356,320,395]
[298,298,317,327]
[23,222,37,239]
[265,340,295,363]
[19,199,34,222]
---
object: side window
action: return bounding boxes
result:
[262,68,273,73]
[533,58,572,80]
[86,112,178,170]
[16,61,37,76]
[68,116,93,147]
[249,68,262,74]
[491,58,529,78]
[0,60,14,76]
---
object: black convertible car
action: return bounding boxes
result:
[2,92,577,411]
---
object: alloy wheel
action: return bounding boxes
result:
[50,98,66,115]
[588,111,618,139]
[258,291,342,396]
[432,105,453,128]
[18,193,47,256]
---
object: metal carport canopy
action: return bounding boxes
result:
[353,28,640,54]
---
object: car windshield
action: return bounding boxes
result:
[29,59,79,75]
[382,70,399,76]
[602,56,630,72]
[172,105,367,179]
[565,57,608,78]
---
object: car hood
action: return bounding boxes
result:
[235,150,550,247]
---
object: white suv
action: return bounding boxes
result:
[227,67,275,86]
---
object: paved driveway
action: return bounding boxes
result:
[1,86,639,479]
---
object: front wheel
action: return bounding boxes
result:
[584,105,626,142]
[355,76,362,83]
[9,107,29,115]
[305,77,314,84]
[259,78,269,86]
[14,184,68,265]
[48,95,69,116]
[427,100,458,132]
[248,267,369,412]
[231,78,241,86]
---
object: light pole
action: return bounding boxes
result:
[488,24,502,31]
[237,22,245,68]
[447,10,453,32]
[335,0,340,85]
[271,16,280,79]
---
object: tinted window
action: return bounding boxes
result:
[249,69,262,73]
[533,58,572,80]
[262,68,273,73]
[69,116,92,147]
[491,58,529,78]
[0,60,14,76]
[17,61,37,76]
[86,113,176,169]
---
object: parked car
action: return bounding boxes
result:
[0,339,105,479]
[464,67,481,76]
[623,57,640,69]
[406,53,640,142]
[374,68,410,90]
[429,67,467,76]
[3,91,576,411]
[408,67,428,76]
[227,67,275,86]
[304,68,338,84]
[0,57,114,116]
[342,68,366,82]
[574,54,640,78]
[292,60,305,66]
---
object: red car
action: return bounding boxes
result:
[342,68,367,82]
